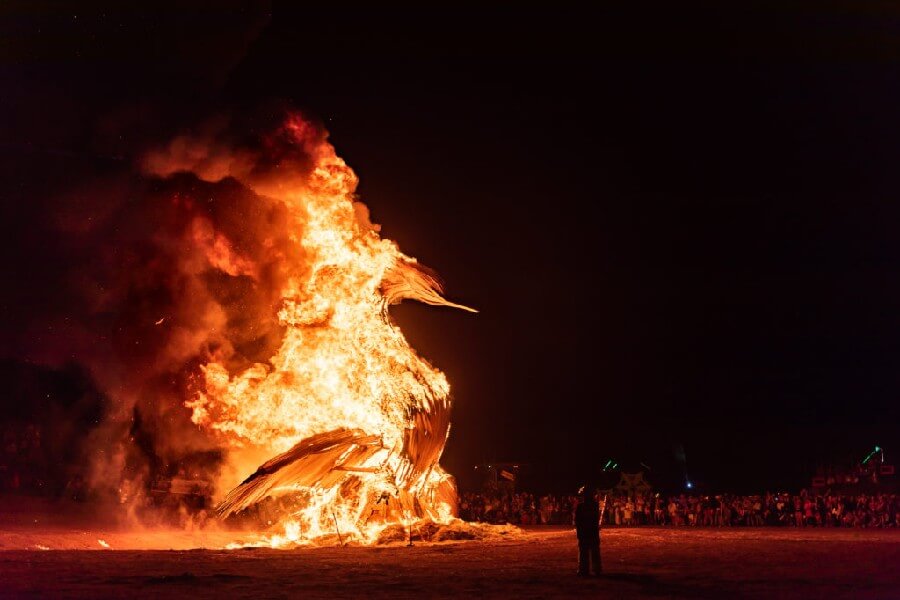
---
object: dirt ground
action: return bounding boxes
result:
[1,525,899,599]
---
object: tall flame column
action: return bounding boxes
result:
[180,115,473,542]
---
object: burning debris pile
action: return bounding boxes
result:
[130,111,473,543]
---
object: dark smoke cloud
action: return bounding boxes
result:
[0,4,312,524]
[4,107,332,524]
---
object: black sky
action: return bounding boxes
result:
[1,2,899,493]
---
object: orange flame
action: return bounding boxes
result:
[152,114,472,544]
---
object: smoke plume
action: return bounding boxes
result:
[12,110,335,523]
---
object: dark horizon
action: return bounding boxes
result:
[1,2,898,497]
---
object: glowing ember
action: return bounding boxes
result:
[146,113,473,544]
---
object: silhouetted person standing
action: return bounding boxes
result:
[574,485,601,576]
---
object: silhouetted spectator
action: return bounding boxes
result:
[574,486,601,576]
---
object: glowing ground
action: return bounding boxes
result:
[2,527,898,598]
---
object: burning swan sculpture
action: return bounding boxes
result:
[159,114,474,543]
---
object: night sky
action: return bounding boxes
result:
[2,2,899,494]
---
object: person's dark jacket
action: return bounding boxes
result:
[575,497,600,542]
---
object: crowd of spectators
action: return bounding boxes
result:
[459,490,900,529]
[5,419,898,531]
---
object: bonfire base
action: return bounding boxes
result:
[375,519,521,545]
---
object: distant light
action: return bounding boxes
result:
[875,446,882,452]
[686,482,693,489]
